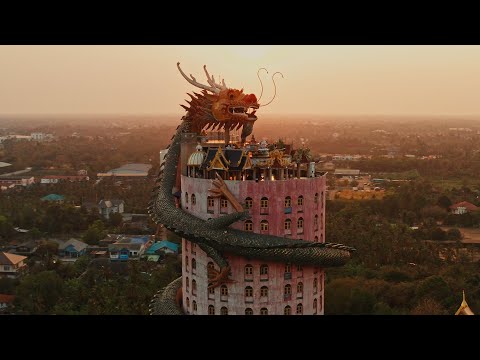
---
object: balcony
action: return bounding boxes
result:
[284,294,292,301]
[260,208,269,215]
[284,272,292,280]
[260,274,269,282]
[220,295,228,302]
[245,296,254,304]
[284,207,292,214]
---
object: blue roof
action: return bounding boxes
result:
[41,194,65,201]
[130,236,150,244]
[146,240,179,254]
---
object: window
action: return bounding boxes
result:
[319,296,323,311]
[4,265,10,271]
[245,286,253,297]
[314,193,319,204]
[208,262,215,270]
[321,233,324,242]
[314,236,319,242]
[284,284,292,296]
[321,191,324,205]
[221,307,228,315]
[220,285,228,296]
[297,265,303,272]
[260,197,269,214]
[297,217,304,233]
[245,264,253,276]
[221,198,228,208]
[244,220,253,232]
[192,280,197,295]
[185,192,189,204]
[260,264,269,276]
[260,286,268,297]
[284,306,291,315]
[186,297,190,308]
[260,220,269,232]
[208,305,215,315]
[185,256,189,271]
[314,215,319,230]
[296,303,303,315]
[319,274,323,291]
[260,308,268,315]
[245,308,253,315]
[320,213,324,229]
[208,196,215,207]
[313,298,318,313]
[285,196,291,207]
[184,241,188,252]
[297,282,303,293]
[208,283,214,295]
[191,194,196,205]
[297,195,304,206]
[285,263,291,273]
[186,277,189,292]
[193,300,197,312]
[245,197,253,209]
[284,219,292,233]
[261,197,269,208]
[192,243,196,255]
[314,278,318,294]
[192,258,196,274]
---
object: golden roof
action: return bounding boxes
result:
[455,291,475,315]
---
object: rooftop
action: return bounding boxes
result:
[41,194,65,201]
[0,252,27,265]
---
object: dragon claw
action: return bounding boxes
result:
[207,266,235,288]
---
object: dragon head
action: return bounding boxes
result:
[177,62,260,144]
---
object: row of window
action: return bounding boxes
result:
[186,279,322,298]
[244,216,323,232]
[185,260,323,283]
[184,299,322,315]
[185,192,325,209]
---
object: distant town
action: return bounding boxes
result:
[1,115,480,314]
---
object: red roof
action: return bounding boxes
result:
[0,294,15,304]
[450,201,479,211]
[0,252,27,265]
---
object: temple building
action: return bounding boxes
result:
[180,130,326,315]
[148,62,353,316]
[455,291,475,315]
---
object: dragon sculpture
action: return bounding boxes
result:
[148,63,355,315]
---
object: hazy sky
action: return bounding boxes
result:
[1,45,480,117]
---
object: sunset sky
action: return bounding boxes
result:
[1,45,480,117]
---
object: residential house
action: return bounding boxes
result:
[145,240,179,255]
[9,240,38,257]
[58,239,88,258]
[98,199,125,219]
[0,176,35,187]
[0,294,15,313]
[108,243,143,261]
[41,194,65,203]
[108,235,152,261]
[40,175,89,184]
[0,252,27,278]
[450,201,479,215]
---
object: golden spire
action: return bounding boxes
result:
[455,290,475,315]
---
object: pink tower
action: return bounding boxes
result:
[180,136,326,315]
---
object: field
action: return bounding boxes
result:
[333,189,385,200]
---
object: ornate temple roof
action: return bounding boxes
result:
[455,291,475,315]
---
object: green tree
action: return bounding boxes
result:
[15,271,64,314]
[437,195,452,210]
[83,220,107,245]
